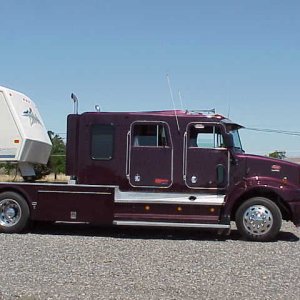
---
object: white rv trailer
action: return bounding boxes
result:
[0,86,52,176]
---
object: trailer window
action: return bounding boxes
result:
[91,124,114,160]
[132,124,168,147]
[189,125,224,148]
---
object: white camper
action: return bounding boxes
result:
[0,86,52,176]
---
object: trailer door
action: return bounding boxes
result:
[127,121,173,188]
[184,123,229,190]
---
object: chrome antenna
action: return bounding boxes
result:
[178,90,184,111]
[166,74,180,133]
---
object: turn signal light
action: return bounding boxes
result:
[177,206,182,212]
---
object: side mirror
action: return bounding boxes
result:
[224,133,239,165]
[224,133,234,148]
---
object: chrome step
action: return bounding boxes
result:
[113,220,230,229]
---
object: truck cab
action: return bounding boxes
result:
[66,110,239,190]
[64,110,300,241]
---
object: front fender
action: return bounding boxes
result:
[222,176,295,219]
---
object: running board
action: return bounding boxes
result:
[113,220,230,229]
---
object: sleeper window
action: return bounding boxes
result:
[91,124,114,159]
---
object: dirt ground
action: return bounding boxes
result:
[0,173,69,183]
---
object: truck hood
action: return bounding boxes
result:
[237,154,300,186]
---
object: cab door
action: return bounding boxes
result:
[127,121,173,188]
[184,123,229,190]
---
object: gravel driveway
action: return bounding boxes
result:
[0,221,299,300]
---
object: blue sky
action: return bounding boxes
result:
[1,1,300,156]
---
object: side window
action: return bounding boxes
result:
[91,124,114,160]
[132,124,168,147]
[189,124,224,148]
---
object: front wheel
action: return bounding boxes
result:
[0,192,30,233]
[235,197,282,242]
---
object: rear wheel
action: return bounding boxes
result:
[235,197,282,242]
[0,192,30,233]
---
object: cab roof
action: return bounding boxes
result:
[81,109,244,129]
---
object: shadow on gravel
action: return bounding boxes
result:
[30,222,300,242]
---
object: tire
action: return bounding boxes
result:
[235,197,282,242]
[0,192,30,233]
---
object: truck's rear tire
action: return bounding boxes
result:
[235,197,282,242]
[0,192,30,233]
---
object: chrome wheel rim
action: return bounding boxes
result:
[243,205,273,236]
[0,199,22,227]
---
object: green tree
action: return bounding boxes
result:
[48,131,66,179]
[268,150,286,160]
[33,163,51,180]
[0,162,17,175]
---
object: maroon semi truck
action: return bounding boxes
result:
[1,99,300,241]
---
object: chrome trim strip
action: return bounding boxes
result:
[0,182,118,188]
[183,131,187,181]
[114,189,225,205]
[113,220,230,229]
[227,150,230,187]
[55,221,89,224]
[125,131,130,178]
[115,199,223,205]
[38,190,112,195]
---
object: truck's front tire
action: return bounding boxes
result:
[235,197,282,242]
[0,192,30,233]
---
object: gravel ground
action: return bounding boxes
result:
[0,221,299,300]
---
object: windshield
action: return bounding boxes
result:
[230,129,244,153]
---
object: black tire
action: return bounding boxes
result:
[235,197,282,242]
[0,192,30,233]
